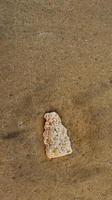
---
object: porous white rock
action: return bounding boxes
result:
[43,112,72,159]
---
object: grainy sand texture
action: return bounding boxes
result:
[0,1,112,200]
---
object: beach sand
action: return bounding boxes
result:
[0,1,112,199]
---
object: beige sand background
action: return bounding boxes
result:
[0,0,112,200]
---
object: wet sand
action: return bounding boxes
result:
[0,1,112,199]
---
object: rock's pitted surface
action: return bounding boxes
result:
[43,112,72,159]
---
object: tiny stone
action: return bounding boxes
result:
[17,121,24,128]
[43,112,72,159]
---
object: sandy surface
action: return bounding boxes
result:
[0,0,112,200]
